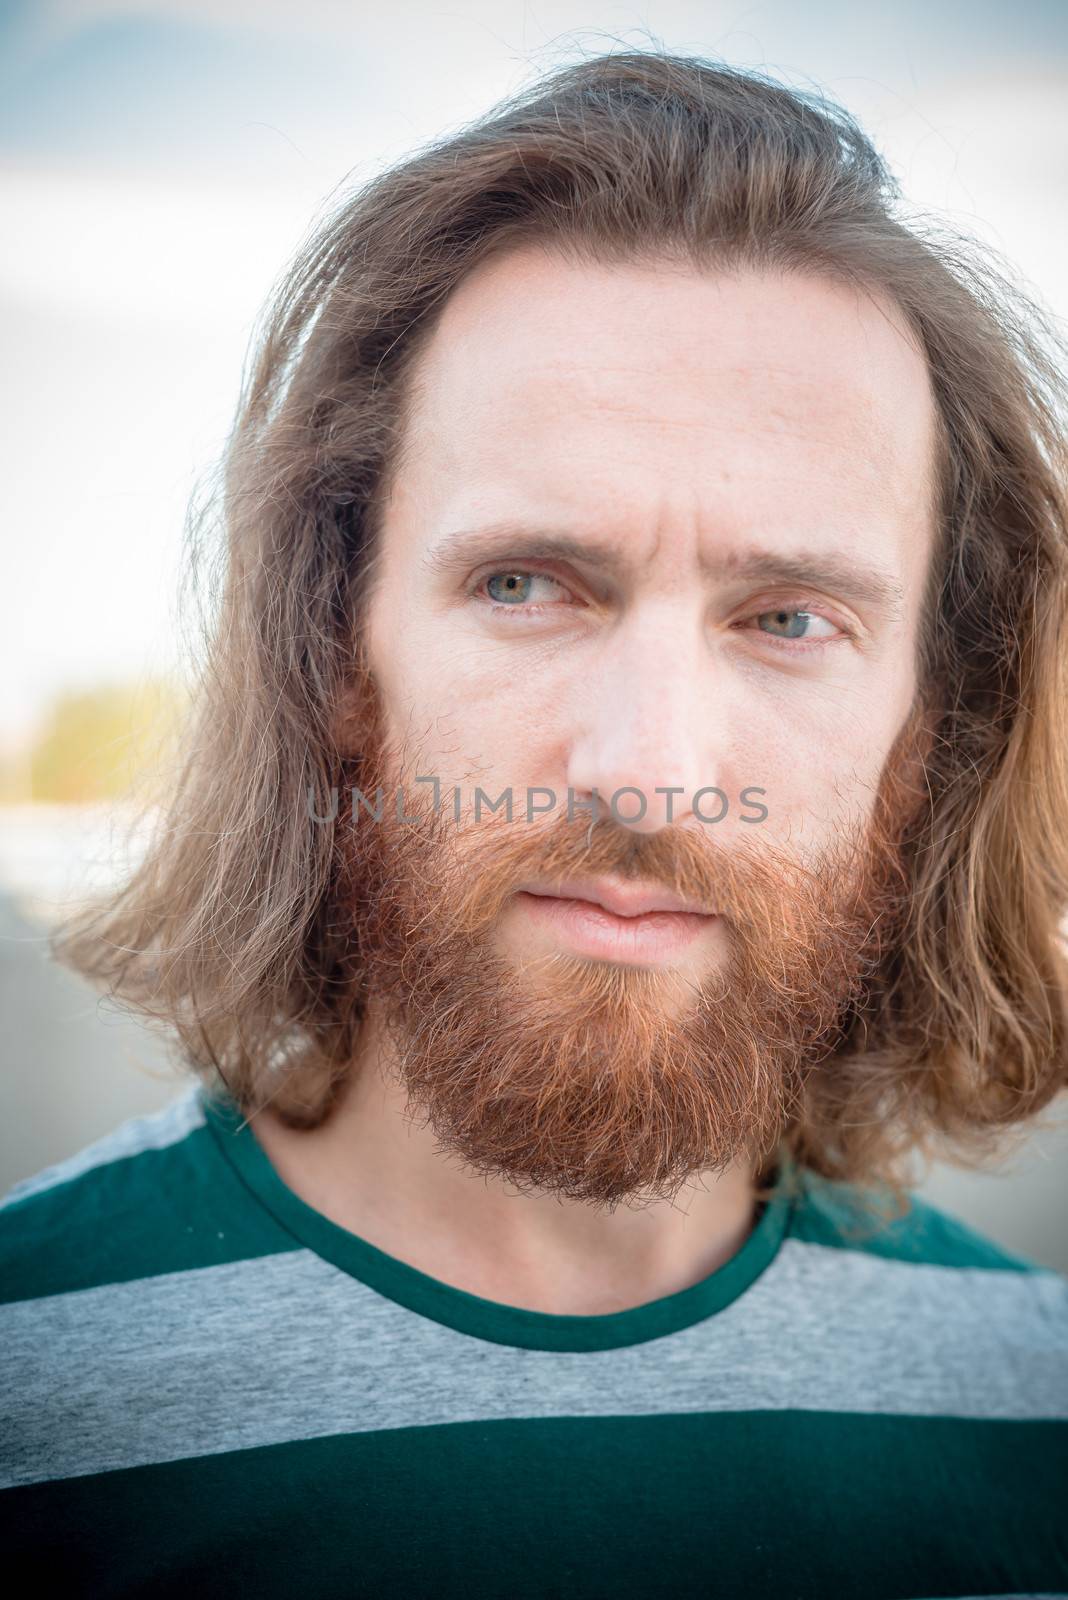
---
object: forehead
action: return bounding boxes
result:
[391,246,938,550]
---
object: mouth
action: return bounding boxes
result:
[514,877,719,965]
[519,875,716,918]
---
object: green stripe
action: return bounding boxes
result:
[3,1410,1065,1598]
[0,1123,290,1305]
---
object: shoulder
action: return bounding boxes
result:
[776,1168,1068,1405]
[0,1083,237,1304]
[1,1084,206,1212]
[787,1166,1050,1272]
[0,1084,306,1494]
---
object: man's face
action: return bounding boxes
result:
[345,247,938,1207]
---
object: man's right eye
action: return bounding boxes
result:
[480,571,572,608]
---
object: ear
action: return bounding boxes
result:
[892,687,942,817]
[912,685,943,767]
[329,635,379,759]
[331,684,371,758]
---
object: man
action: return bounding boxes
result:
[2,50,1067,1599]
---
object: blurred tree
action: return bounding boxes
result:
[24,677,192,805]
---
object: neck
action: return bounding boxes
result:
[249,1007,762,1317]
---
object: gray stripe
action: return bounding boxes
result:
[0,1084,204,1209]
[2,1236,1066,1487]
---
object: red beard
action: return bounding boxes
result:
[329,703,922,1210]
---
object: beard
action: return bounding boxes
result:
[328,692,925,1211]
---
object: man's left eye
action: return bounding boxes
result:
[751,608,839,642]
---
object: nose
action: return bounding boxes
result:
[566,603,722,834]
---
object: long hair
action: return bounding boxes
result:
[52,50,1068,1200]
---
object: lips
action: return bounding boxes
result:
[518,876,716,919]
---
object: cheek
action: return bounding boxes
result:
[728,687,910,845]
[381,643,563,790]
[366,567,570,789]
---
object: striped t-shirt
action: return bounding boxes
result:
[1,1080,1066,1599]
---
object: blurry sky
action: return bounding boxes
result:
[1,0,1066,753]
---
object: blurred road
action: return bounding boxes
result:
[0,885,184,1191]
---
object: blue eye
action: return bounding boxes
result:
[483,571,568,606]
[475,577,844,648]
[732,604,845,654]
[486,573,534,603]
[754,608,836,642]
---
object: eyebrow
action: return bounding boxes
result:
[423,525,906,617]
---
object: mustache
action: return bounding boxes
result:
[339,756,910,963]
[336,673,931,957]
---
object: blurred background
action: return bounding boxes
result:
[1,0,1066,1268]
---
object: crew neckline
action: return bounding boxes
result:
[199,1083,799,1353]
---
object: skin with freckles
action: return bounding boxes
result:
[250,248,939,1315]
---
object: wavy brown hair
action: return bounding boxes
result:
[53,50,1068,1205]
